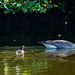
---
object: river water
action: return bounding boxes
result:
[0,46,75,75]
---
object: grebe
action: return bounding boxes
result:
[16,46,24,55]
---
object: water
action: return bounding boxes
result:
[0,46,75,75]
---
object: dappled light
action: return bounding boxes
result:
[0,46,75,75]
[0,0,75,75]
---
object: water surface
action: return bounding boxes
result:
[0,46,75,75]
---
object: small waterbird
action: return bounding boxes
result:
[16,46,25,55]
[39,40,75,49]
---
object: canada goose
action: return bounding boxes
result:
[16,46,24,55]
[39,40,75,49]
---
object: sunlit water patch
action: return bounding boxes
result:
[0,46,75,75]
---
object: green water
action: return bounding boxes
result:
[0,46,75,75]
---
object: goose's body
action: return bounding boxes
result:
[40,40,75,49]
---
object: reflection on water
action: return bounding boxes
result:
[44,48,75,57]
[0,46,75,75]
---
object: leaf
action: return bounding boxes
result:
[58,2,62,6]
[7,0,9,2]
[4,10,10,14]
[43,0,48,4]
[0,0,65,14]
[12,11,16,14]
[48,4,53,8]
[61,5,65,12]
[22,6,26,11]
[44,4,47,7]
[0,5,2,8]
[39,7,46,13]
[49,0,52,4]
[22,6,27,13]
[53,4,58,7]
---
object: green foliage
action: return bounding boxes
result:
[0,1,3,8]
[58,1,65,12]
[0,0,65,14]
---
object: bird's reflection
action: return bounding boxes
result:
[44,48,75,57]
[44,48,57,53]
